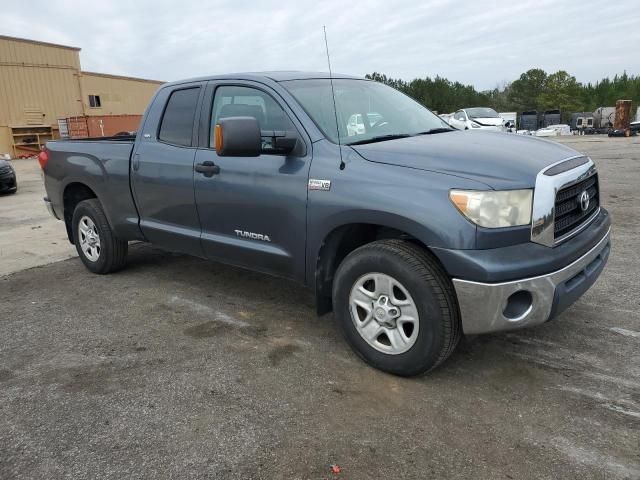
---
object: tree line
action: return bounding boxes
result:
[365,69,640,120]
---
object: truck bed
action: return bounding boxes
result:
[44,138,143,241]
[59,134,137,142]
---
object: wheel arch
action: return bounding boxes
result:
[313,219,448,316]
[62,182,98,244]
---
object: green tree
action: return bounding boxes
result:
[537,71,582,115]
[366,69,640,119]
[484,82,512,112]
[508,68,548,111]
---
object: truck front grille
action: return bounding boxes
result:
[554,174,599,240]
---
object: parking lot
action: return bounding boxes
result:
[1,136,639,479]
[0,160,75,277]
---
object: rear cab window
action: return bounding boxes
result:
[158,87,201,146]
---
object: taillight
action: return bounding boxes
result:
[38,148,49,169]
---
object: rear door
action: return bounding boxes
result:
[131,83,205,256]
[193,81,312,280]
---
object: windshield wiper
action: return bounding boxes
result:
[346,134,412,146]
[414,128,454,135]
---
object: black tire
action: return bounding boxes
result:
[72,198,128,274]
[332,239,461,376]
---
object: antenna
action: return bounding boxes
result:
[323,26,345,170]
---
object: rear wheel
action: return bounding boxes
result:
[332,239,461,376]
[72,199,127,274]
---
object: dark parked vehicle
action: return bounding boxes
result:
[540,109,561,128]
[40,72,611,375]
[594,106,615,130]
[569,112,595,132]
[0,158,17,194]
[520,110,538,131]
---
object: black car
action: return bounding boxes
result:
[0,159,17,194]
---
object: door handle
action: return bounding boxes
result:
[132,154,140,171]
[195,161,220,177]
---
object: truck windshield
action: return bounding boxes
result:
[281,79,450,145]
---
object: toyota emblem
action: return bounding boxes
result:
[579,190,590,212]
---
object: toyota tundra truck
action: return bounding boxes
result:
[40,72,611,376]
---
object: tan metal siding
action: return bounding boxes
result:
[0,127,11,155]
[0,35,162,155]
[0,36,84,154]
[0,35,80,69]
[81,73,162,116]
[0,65,83,126]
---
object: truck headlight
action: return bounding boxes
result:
[449,189,533,228]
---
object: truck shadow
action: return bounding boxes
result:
[119,241,617,389]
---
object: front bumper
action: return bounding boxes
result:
[452,228,611,334]
[0,172,16,192]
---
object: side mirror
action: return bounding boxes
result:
[264,130,298,154]
[215,116,261,157]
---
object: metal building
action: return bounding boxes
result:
[0,35,163,157]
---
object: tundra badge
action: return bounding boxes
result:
[308,179,331,191]
[234,230,271,242]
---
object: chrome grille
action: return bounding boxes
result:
[554,174,599,240]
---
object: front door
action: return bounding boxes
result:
[193,82,311,280]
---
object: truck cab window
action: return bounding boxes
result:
[211,86,295,149]
[158,87,200,146]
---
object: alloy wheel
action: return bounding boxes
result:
[349,272,420,355]
[78,215,101,262]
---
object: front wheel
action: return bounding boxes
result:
[72,199,128,274]
[332,239,461,376]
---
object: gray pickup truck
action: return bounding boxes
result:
[41,72,611,375]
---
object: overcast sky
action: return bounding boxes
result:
[2,0,639,90]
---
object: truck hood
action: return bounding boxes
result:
[350,131,580,189]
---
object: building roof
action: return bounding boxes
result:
[0,34,81,51]
[81,71,165,84]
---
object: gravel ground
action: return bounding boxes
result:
[0,136,639,479]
